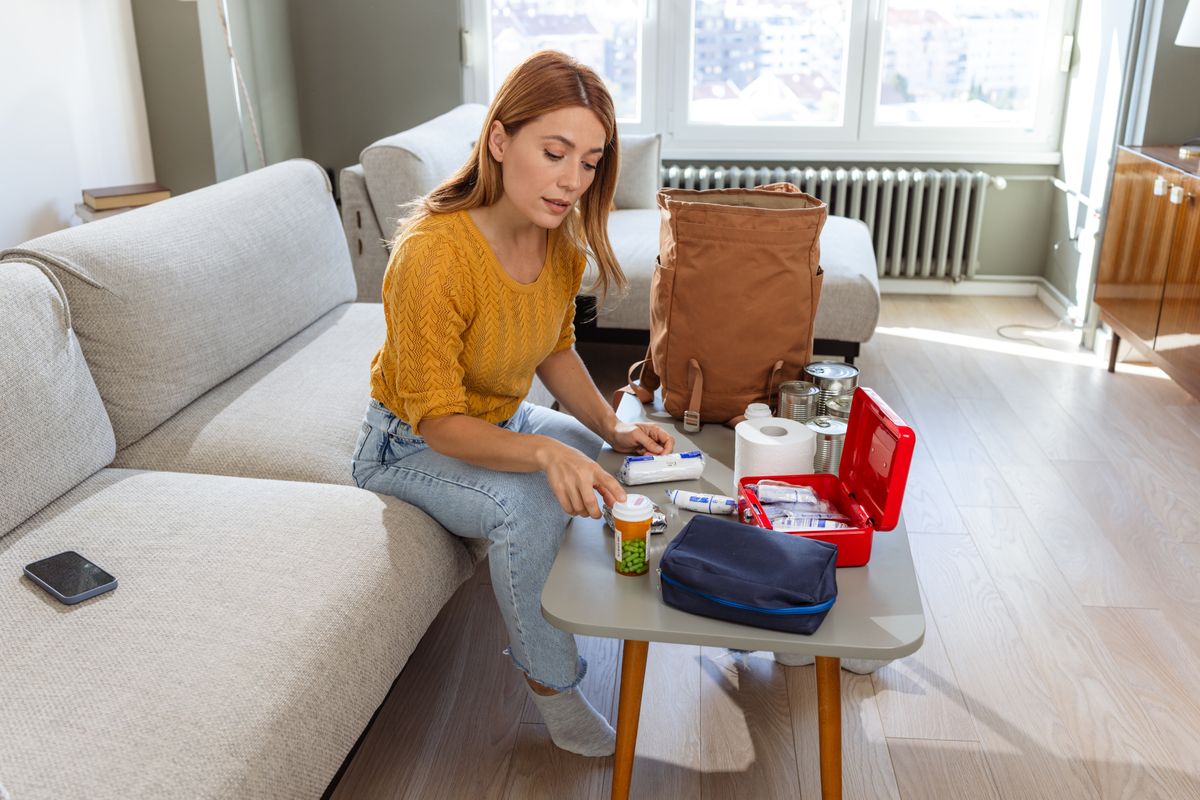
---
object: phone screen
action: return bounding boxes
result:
[25,551,115,597]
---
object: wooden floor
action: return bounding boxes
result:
[328,295,1200,800]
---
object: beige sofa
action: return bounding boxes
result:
[0,160,493,799]
[340,104,881,361]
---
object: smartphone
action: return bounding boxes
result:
[23,551,118,605]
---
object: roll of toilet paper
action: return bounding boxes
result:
[733,417,816,488]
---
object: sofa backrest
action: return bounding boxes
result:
[0,261,116,538]
[360,103,487,238]
[358,106,663,236]
[0,159,356,450]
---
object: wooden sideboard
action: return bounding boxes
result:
[1096,145,1200,398]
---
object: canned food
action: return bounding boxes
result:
[825,394,853,420]
[803,362,860,416]
[806,416,849,474]
[777,380,820,423]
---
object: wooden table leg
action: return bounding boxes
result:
[1108,331,1121,373]
[612,640,649,800]
[816,656,842,800]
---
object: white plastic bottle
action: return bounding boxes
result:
[745,402,772,419]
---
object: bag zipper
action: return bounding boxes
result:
[659,573,834,615]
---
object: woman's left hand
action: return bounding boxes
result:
[607,421,675,456]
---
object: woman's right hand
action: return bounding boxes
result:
[537,438,627,519]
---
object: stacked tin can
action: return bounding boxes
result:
[806,416,848,474]
[803,362,860,416]
[824,394,853,421]
[776,380,821,423]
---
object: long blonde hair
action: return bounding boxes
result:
[396,50,626,300]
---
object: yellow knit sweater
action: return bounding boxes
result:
[369,210,584,434]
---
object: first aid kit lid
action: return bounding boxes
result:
[840,388,916,531]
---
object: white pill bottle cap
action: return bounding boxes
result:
[745,402,772,419]
[612,494,653,522]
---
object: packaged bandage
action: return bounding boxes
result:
[617,450,705,486]
[753,479,850,531]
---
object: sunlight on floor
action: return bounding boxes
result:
[875,325,1170,379]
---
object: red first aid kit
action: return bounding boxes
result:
[737,387,916,567]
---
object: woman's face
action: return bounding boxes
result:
[488,106,608,229]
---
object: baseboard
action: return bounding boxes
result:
[879,276,1075,320]
[879,276,1039,296]
[1035,280,1074,321]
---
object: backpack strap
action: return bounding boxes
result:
[724,360,786,429]
[610,349,658,412]
[766,359,785,411]
[684,358,703,433]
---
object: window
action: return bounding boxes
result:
[484,0,645,122]
[688,0,854,127]
[877,3,1049,128]
[462,0,1073,162]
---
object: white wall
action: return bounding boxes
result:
[0,0,154,248]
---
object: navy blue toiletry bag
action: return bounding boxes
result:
[658,515,838,634]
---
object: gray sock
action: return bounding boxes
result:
[526,685,616,757]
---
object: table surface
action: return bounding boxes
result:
[541,394,926,659]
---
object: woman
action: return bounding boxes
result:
[350,50,674,757]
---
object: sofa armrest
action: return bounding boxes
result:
[340,164,389,303]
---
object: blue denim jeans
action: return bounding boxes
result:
[350,398,605,690]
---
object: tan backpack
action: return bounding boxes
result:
[613,183,827,431]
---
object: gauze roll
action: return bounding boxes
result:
[733,417,816,488]
[617,450,706,485]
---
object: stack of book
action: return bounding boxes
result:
[76,182,171,223]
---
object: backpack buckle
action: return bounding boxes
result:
[683,410,701,433]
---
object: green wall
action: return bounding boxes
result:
[133,0,302,193]
[1139,0,1200,146]
[131,0,215,195]
[287,0,465,187]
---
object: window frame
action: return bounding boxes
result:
[461,0,1075,164]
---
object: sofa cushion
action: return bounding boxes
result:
[614,134,662,210]
[0,261,115,537]
[0,159,357,450]
[812,216,881,344]
[581,211,880,343]
[113,301,555,514]
[583,209,660,329]
[361,104,487,237]
[114,302,379,485]
[0,467,477,800]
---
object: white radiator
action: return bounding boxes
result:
[660,165,991,280]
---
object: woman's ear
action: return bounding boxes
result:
[487,120,509,163]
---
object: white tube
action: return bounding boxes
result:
[665,489,737,514]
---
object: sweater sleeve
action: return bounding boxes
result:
[380,231,470,435]
[551,249,588,354]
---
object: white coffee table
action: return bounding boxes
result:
[541,394,925,799]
